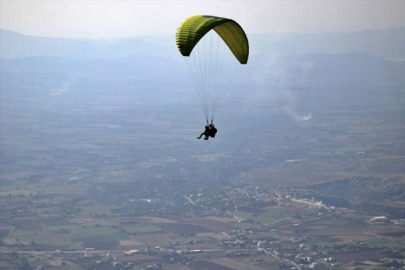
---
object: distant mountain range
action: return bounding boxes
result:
[250,27,405,61]
[0,29,178,60]
[1,27,405,60]
[1,28,404,101]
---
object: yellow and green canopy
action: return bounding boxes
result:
[176,15,249,64]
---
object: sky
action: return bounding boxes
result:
[1,0,405,38]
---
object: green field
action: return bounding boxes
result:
[121,224,163,234]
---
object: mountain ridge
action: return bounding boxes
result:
[1,27,405,60]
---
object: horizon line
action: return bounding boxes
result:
[1,26,404,40]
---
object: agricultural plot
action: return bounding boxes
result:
[160,223,218,235]
[120,224,163,234]
[4,222,128,250]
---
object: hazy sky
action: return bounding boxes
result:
[1,0,404,38]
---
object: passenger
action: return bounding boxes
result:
[197,125,210,140]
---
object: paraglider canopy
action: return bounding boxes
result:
[176,15,249,64]
[176,15,249,123]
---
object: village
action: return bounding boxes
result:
[2,184,405,269]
